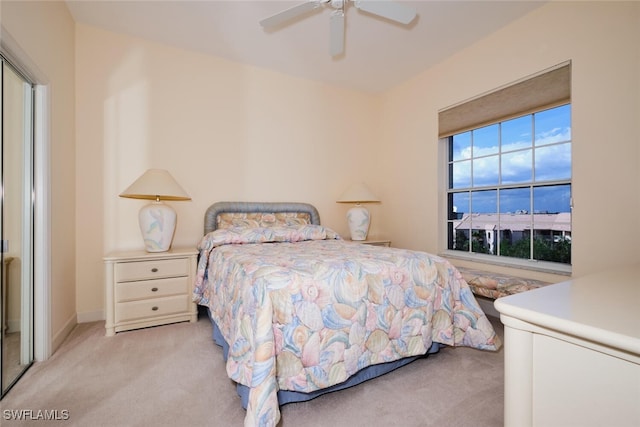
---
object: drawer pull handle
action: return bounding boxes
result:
[151,306,159,311]
[151,287,158,292]
[151,268,159,273]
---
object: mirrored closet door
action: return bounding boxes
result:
[1,56,34,398]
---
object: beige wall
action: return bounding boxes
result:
[75,1,640,319]
[1,0,76,350]
[75,24,383,319]
[378,1,640,280]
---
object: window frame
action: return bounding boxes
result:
[439,107,572,276]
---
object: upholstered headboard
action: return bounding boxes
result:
[203,201,321,235]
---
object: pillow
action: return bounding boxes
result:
[216,212,311,229]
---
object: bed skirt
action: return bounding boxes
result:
[208,308,442,408]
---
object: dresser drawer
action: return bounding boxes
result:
[115,295,189,323]
[115,276,188,302]
[115,257,190,282]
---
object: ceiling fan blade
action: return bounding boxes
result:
[329,10,345,56]
[354,0,417,25]
[259,1,323,28]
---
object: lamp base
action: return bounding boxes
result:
[138,201,176,252]
[346,205,370,241]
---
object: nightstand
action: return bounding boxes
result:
[104,247,198,336]
[347,239,391,247]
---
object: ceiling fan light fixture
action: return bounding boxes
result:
[259,0,417,56]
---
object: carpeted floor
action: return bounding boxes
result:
[0,311,504,426]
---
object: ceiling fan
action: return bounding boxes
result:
[259,0,418,57]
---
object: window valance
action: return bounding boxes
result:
[438,62,571,138]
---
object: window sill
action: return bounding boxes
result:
[439,250,572,277]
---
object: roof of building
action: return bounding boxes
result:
[453,212,571,232]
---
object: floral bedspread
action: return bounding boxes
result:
[193,225,501,427]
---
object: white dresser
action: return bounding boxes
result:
[495,264,640,427]
[104,247,198,336]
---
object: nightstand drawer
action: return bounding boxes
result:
[115,295,189,323]
[115,257,190,282]
[115,277,189,302]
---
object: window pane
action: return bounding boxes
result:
[499,187,531,214]
[535,143,571,182]
[449,192,471,252]
[498,229,531,260]
[452,132,471,161]
[450,160,471,189]
[501,115,532,152]
[535,104,571,146]
[473,124,499,156]
[498,187,531,259]
[532,185,571,263]
[533,184,571,214]
[468,191,497,255]
[450,226,470,252]
[471,189,497,213]
[450,192,469,218]
[532,229,571,263]
[471,226,494,255]
[470,190,497,254]
[501,149,532,185]
[473,155,499,186]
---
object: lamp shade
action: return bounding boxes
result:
[336,182,380,204]
[119,169,191,252]
[119,169,191,201]
[336,183,380,241]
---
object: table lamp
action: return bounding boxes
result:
[119,169,191,252]
[336,182,380,240]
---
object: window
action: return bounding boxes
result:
[439,62,572,271]
[446,104,572,266]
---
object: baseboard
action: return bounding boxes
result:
[476,295,500,318]
[51,312,77,355]
[76,309,104,323]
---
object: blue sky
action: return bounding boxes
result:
[452,184,571,215]
[450,104,571,214]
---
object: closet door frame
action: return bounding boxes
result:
[1,32,52,367]
[0,55,35,397]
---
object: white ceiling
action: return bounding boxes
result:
[66,0,545,93]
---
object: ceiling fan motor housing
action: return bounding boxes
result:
[259,0,418,56]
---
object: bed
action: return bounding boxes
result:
[193,201,501,427]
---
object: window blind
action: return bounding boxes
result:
[438,62,571,138]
